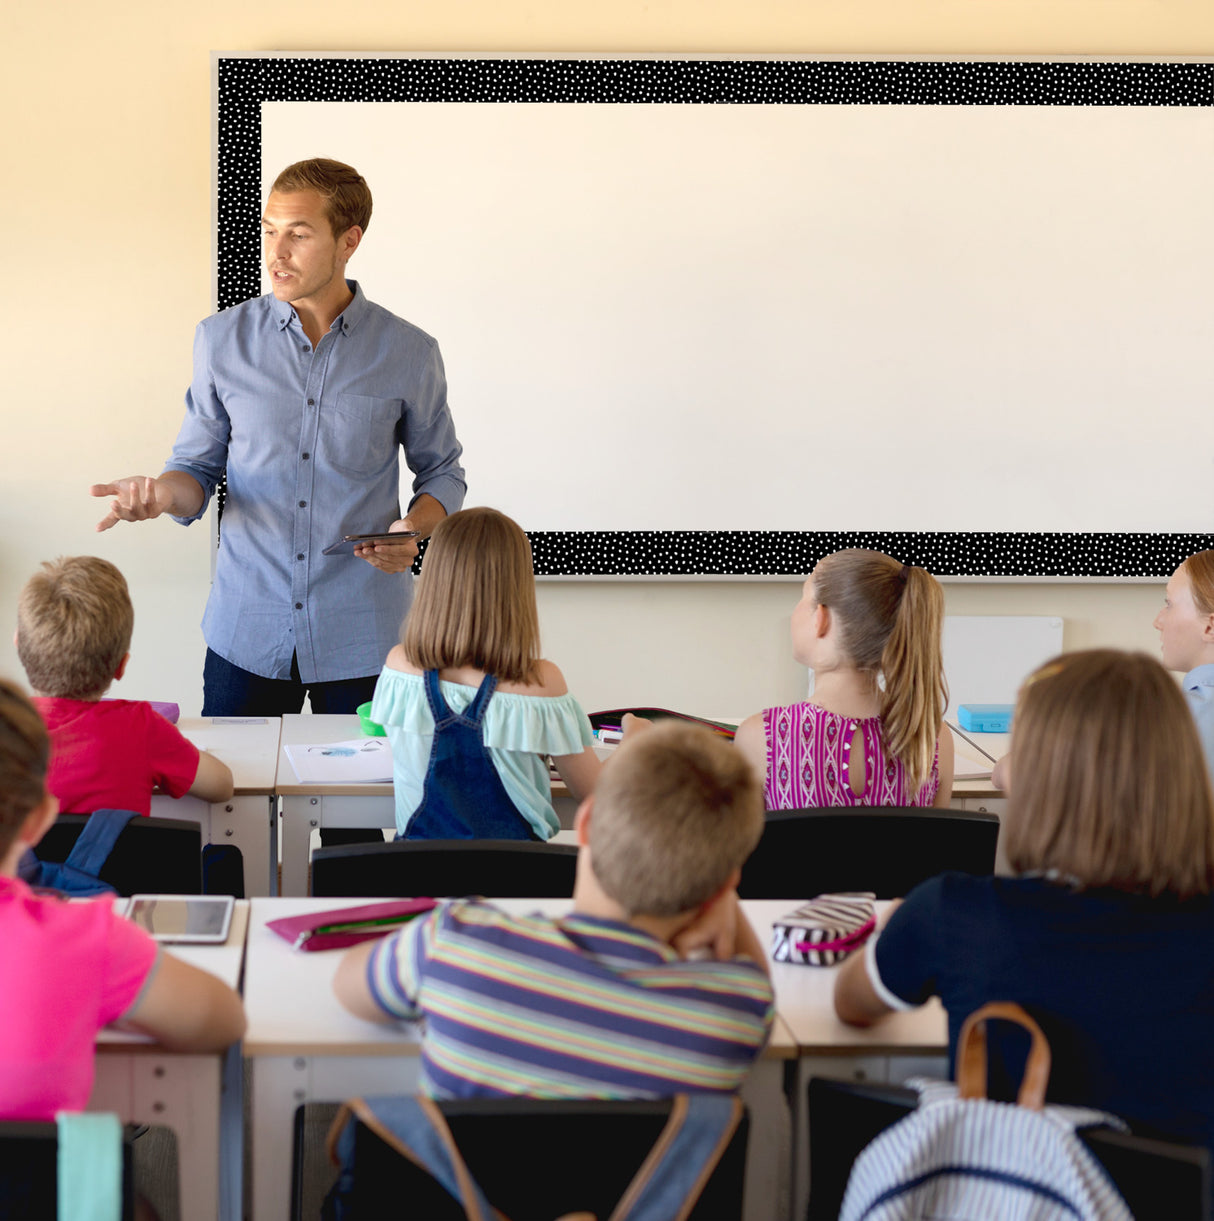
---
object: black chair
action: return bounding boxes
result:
[806,1077,1212,1221]
[0,1120,135,1220]
[34,814,203,895]
[738,806,1000,899]
[310,838,579,898]
[304,1097,748,1221]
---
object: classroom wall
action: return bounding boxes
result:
[4,1,1210,714]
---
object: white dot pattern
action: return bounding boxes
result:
[218,57,1214,577]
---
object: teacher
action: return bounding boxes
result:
[92,158,466,717]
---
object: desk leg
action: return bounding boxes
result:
[740,1058,791,1221]
[251,1055,424,1221]
[279,796,319,897]
[208,795,277,898]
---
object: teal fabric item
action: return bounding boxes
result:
[56,1112,123,1221]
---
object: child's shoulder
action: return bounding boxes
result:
[496,659,568,698]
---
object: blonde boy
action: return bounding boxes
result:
[16,557,232,815]
[334,721,774,1098]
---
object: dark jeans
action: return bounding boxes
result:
[202,649,382,846]
[201,648,378,717]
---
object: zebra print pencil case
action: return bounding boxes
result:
[770,892,877,966]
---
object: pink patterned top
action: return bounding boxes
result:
[761,702,940,809]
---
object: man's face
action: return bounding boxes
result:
[261,189,357,307]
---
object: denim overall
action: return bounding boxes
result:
[401,670,536,840]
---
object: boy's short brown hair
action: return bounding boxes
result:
[17,557,134,699]
[588,722,764,917]
[0,679,50,858]
[1005,649,1214,898]
[271,158,372,237]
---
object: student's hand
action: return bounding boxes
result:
[355,518,421,573]
[621,713,654,740]
[91,476,171,532]
[672,888,744,962]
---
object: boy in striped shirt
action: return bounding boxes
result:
[333,721,774,1098]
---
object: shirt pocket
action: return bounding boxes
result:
[326,393,402,477]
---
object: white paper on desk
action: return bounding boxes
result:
[284,739,394,783]
[952,752,995,781]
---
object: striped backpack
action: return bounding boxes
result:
[840,1002,1133,1221]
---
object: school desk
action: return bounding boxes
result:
[151,716,283,896]
[243,896,796,1221]
[92,899,250,1221]
[746,898,948,1221]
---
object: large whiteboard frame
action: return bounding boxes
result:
[215,54,1214,577]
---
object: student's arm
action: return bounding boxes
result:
[551,746,601,803]
[990,753,1010,793]
[91,471,205,532]
[671,888,771,977]
[931,723,956,808]
[332,940,398,1025]
[118,952,246,1051]
[732,714,768,788]
[188,751,235,803]
[834,947,898,1027]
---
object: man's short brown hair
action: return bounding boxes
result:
[1005,649,1214,898]
[271,158,372,237]
[589,722,765,917]
[0,679,50,858]
[17,557,134,699]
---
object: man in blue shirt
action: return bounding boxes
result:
[91,159,466,716]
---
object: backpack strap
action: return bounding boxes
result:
[326,1096,505,1221]
[63,809,140,878]
[956,1001,1050,1111]
[609,1094,744,1221]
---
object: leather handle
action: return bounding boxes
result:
[955,1001,1051,1111]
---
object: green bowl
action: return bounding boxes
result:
[356,701,386,736]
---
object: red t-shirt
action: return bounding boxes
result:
[0,876,159,1119]
[33,697,201,816]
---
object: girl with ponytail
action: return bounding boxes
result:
[735,549,953,808]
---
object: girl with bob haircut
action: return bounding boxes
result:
[370,506,600,839]
[735,548,953,808]
[1154,547,1214,781]
[835,649,1214,1154]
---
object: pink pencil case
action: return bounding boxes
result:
[267,898,438,952]
[770,893,876,966]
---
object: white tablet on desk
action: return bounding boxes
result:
[124,895,235,944]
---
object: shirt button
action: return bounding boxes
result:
[301,452,310,460]
[307,398,315,406]
[296,553,305,561]
[298,500,307,508]
[295,602,303,610]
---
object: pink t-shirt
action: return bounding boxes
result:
[33,697,200,817]
[0,876,159,1119]
[762,701,940,809]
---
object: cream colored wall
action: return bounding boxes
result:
[4,2,1209,712]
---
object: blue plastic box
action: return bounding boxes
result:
[957,703,1013,733]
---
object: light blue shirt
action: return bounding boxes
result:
[164,282,466,683]
[1184,663,1214,783]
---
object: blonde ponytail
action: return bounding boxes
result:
[879,565,948,794]
[812,550,947,794]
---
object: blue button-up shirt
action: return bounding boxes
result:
[1184,663,1214,784]
[164,282,466,683]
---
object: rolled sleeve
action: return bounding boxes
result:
[400,342,466,516]
[163,323,231,524]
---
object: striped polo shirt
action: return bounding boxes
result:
[366,900,774,1099]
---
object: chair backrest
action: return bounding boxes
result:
[308,1097,749,1221]
[309,839,580,898]
[34,814,203,896]
[0,1121,134,1220]
[738,806,1000,899]
[806,1077,1212,1221]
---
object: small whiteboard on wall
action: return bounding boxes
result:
[215,55,1214,576]
[942,614,1064,722]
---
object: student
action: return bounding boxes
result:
[734,549,953,809]
[334,720,773,1097]
[0,678,245,1120]
[1154,548,1214,780]
[16,557,233,815]
[369,506,599,840]
[835,649,1214,1153]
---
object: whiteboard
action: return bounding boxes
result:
[216,55,1214,576]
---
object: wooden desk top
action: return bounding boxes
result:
[176,717,283,796]
[244,898,798,1059]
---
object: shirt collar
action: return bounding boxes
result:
[271,279,367,336]
[1184,663,1214,692]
